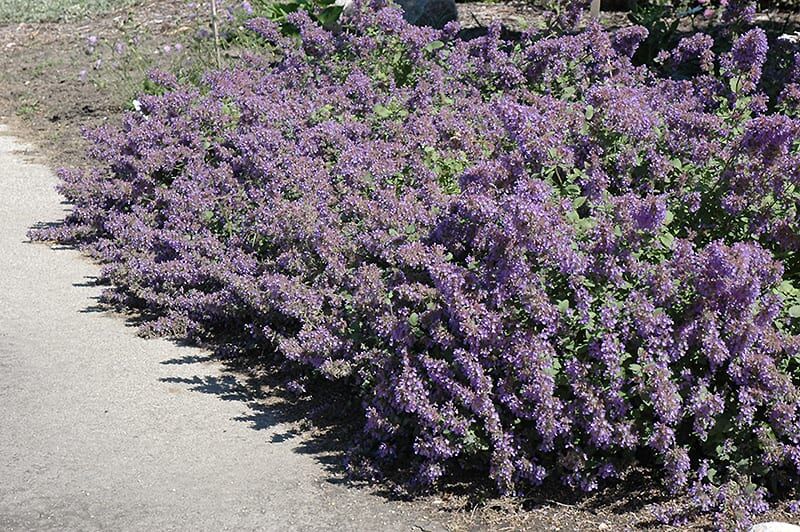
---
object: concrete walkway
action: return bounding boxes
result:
[0,125,443,532]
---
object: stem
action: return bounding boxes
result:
[705,141,741,201]
[210,0,222,68]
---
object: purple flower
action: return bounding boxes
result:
[723,28,768,93]
[666,33,715,73]
[612,25,648,58]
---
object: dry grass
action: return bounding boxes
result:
[0,0,138,23]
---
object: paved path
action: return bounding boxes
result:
[0,125,444,532]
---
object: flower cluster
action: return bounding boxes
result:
[34,5,800,528]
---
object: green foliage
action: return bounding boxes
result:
[421,145,468,195]
[245,0,344,33]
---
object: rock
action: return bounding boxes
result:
[395,0,457,28]
[334,0,356,18]
[335,0,456,29]
[750,523,800,532]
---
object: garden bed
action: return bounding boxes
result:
[4,1,800,530]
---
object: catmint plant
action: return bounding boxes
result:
[32,3,800,528]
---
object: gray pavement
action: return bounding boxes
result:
[0,125,444,532]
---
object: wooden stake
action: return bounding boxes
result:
[210,0,222,68]
[590,0,601,19]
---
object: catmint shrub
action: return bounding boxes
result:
[32,4,800,527]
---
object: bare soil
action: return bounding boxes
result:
[0,0,207,165]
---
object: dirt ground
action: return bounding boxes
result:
[1,1,800,530]
[0,0,202,166]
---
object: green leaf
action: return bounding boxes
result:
[373,104,391,119]
[573,196,587,209]
[423,40,445,53]
[584,105,595,120]
[715,444,728,459]
[659,232,675,249]
[409,312,419,327]
[557,299,570,312]
[317,4,343,26]
[789,305,800,318]
[544,358,562,377]
[663,210,674,225]
[577,218,595,231]
[778,280,797,295]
